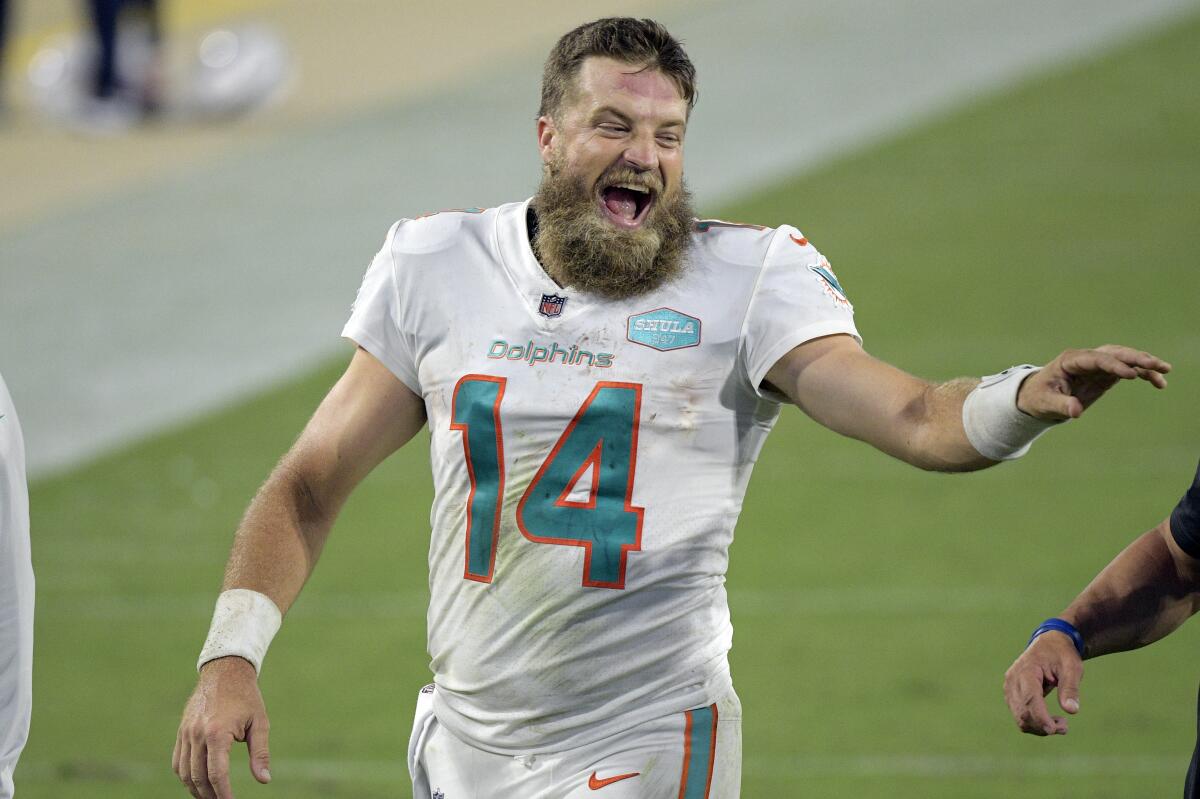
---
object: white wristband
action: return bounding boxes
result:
[962,365,1061,461]
[197,589,282,675]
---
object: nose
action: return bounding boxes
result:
[622,131,659,173]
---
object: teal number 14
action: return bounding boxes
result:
[450,375,644,589]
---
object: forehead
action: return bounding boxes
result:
[568,56,686,117]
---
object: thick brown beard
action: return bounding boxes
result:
[531,161,695,300]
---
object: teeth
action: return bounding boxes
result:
[613,183,650,194]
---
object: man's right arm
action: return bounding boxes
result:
[173,346,426,799]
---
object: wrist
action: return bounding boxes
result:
[1014,375,1039,418]
[1026,617,1086,657]
[197,589,283,675]
[963,365,1060,460]
[198,654,259,677]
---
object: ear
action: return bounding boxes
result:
[536,115,557,165]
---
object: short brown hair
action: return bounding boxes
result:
[539,17,697,120]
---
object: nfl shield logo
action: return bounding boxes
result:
[538,293,567,318]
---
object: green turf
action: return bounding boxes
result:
[18,10,1200,798]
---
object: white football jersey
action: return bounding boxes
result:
[0,372,32,799]
[343,199,858,754]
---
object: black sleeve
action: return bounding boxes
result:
[1169,459,1200,559]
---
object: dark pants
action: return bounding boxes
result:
[1187,683,1199,799]
[85,0,159,98]
[0,0,9,84]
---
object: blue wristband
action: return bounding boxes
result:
[1026,617,1085,657]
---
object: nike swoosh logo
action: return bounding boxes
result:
[588,771,639,790]
[790,233,808,246]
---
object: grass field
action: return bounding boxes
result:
[18,9,1200,798]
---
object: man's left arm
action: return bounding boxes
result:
[763,335,1170,472]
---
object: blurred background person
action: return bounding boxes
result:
[0,372,33,799]
[15,0,284,133]
[0,0,163,129]
[0,0,10,114]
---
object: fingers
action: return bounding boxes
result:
[207,730,235,798]
[246,713,273,784]
[176,661,269,797]
[1056,657,1083,715]
[189,734,217,799]
[1004,633,1086,738]
[1061,349,1138,381]
[175,721,231,799]
[1133,365,1169,389]
[1067,346,1171,386]
[1023,344,1171,419]
[176,734,200,797]
[1046,393,1083,421]
[1095,344,1171,374]
[1005,664,1058,735]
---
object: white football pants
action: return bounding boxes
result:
[408,684,741,798]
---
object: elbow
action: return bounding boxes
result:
[895,379,996,473]
[293,471,331,527]
[906,450,992,474]
[273,459,335,536]
[900,421,994,474]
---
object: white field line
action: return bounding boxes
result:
[742,754,1187,779]
[34,586,1063,619]
[16,754,1185,784]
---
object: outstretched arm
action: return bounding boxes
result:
[1003,520,1200,736]
[173,347,426,798]
[763,336,1169,472]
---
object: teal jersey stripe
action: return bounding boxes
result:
[680,704,718,799]
[450,376,507,581]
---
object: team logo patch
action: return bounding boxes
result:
[809,261,851,307]
[626,307,701,351]
[539,293,567,318]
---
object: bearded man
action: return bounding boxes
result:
[173,17,1171,799]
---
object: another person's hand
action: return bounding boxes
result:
[1017,345,1170,421]
[173,657,272,798]
[1003,631,1082,736]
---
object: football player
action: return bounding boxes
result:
[173,17,1171,799]
[0,372,32,799]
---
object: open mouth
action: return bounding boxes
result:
[598,183,655,230]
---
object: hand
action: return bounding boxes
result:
[1017,345,1170,421]
[173,657,272,798]
[1003,631,1082,736]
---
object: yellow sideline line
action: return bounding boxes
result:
[6,0,283,69]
